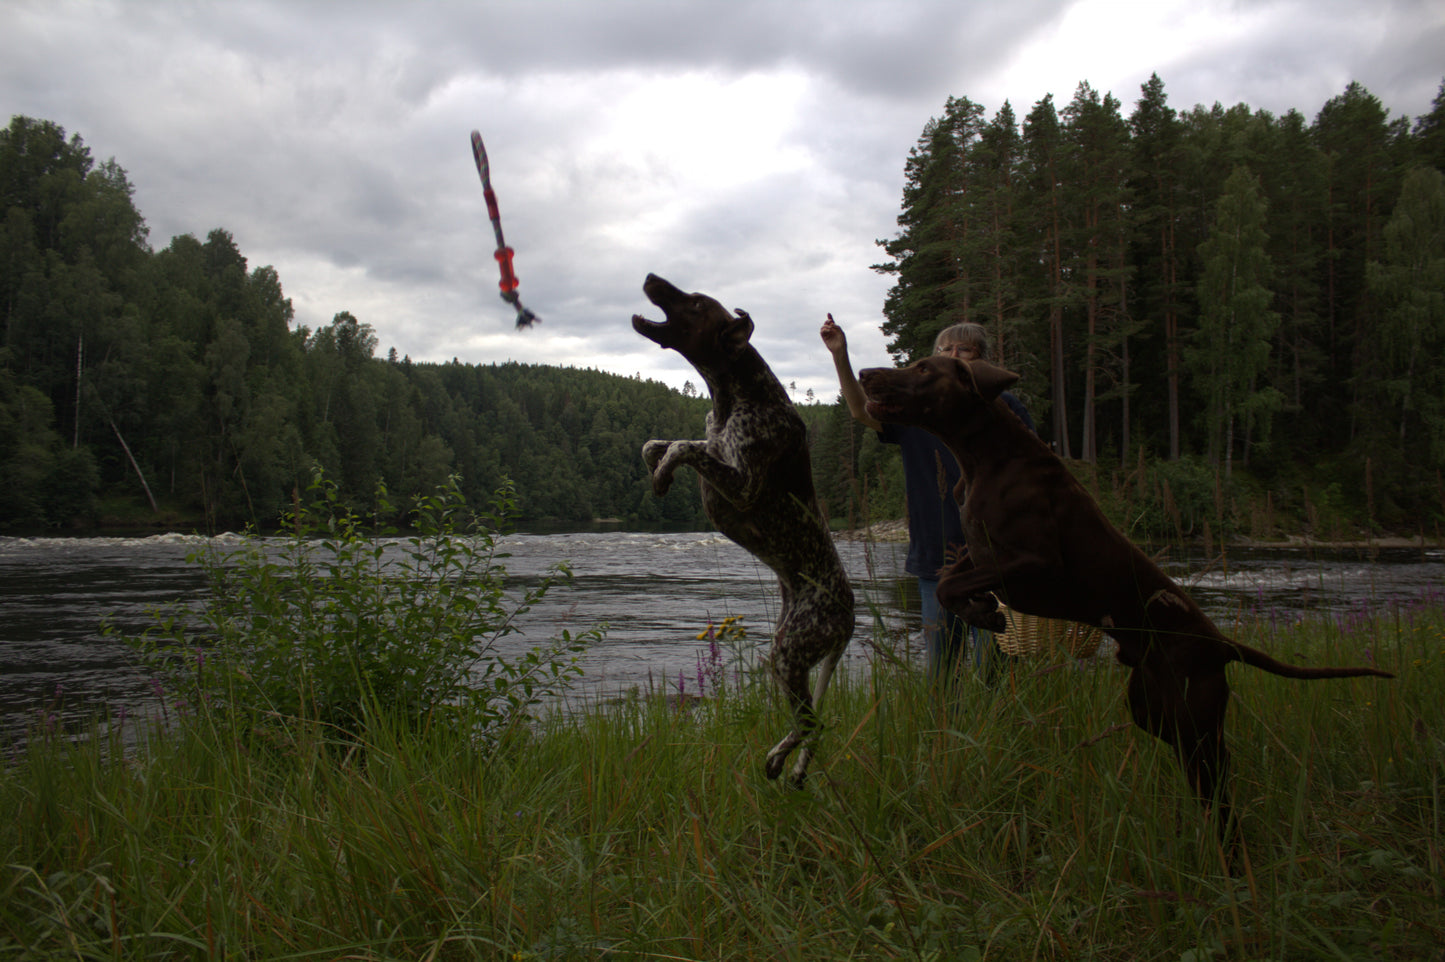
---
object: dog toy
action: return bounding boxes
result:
[470,130,540,328]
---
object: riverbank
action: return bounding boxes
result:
[3,602,1439,959]
[838,517,1443,551]
[21,497,1443,553]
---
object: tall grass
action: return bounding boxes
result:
[3,596,1441,960]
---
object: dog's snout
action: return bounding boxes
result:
[642,273,686,308]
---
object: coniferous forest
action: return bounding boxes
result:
[875,76,1445,540]
[3,73,1444,537]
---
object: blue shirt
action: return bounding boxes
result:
[879,393,1034,578]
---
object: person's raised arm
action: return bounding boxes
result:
[820,314,882,431]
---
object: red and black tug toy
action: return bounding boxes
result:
[471,130,540,329]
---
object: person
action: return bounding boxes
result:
[820,315,1036,687]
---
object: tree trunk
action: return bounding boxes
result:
[1082,213,1098,464]
[1119,231,1131,468]
[1224,406,1235,479]
[111,418,159,513]
[74,333,83,449]
[1049,157,1072,458]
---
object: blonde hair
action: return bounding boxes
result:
[933,322,991,361]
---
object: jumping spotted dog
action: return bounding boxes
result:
[633,274,855,786]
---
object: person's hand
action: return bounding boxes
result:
[820,313,847,356]
[943,543,970,568]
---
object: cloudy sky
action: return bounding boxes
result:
[4,1,1442,400]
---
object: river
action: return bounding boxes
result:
[2,530,1442,744]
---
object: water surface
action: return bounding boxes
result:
[2,532,1439,742]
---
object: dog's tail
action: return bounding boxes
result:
[1229,642,1394,680]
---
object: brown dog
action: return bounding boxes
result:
[858,354,1393,845]
[634,275,855,786]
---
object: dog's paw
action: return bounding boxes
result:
[962,597,1007,633]
[642,441,678,495]
[788,748,813,789]
[765,733,800,780]
[641,439,670,469]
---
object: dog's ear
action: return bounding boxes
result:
[964,359,1020,401]
[722,308,754,357]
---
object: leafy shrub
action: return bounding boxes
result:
[1076,455,1231,542]
[40,446,99,527]
[1147,455,1231,539]
[130,470,598,743]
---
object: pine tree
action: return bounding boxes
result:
[1312,82,1411,441]
[973,102,1031,372]
[1129,74,1187,460]
[1367,166,1445,462]
[1062,82,1134,464]
[875,97,988,362]
[1187,166,1283,476]
[1021,94,1071,455]
[1414,79,1445,172]
[1255,109,1328,459]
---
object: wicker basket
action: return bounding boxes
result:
[996,604,1103,659]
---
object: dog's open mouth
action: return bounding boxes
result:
[864,398,903,420]
[633,274,687,343]
[631,312,667,338]
[859,370,908,421]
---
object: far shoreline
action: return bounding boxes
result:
[7,516,1441,554]
[834,518,1443,552]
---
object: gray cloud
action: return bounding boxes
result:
[3,0,1442,398]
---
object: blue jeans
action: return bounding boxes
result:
[918,577,1005,686]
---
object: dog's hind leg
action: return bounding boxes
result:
[1125,662,1237,851]
[782,647,844,786]
[764,695,808,784]
[763,626,843,788]
[1174,672,1236,854]
[764,642,811,784]
[765,733,804,782]
[809,647,843,716]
